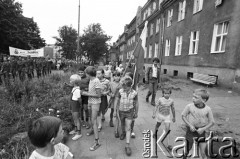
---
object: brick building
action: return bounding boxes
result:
[115,0,240,90]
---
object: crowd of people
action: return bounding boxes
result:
[0,56,53,85]
[27,58,229,159]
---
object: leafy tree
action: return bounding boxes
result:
[0,0,45,54]
[80,23,111,64]
[53,25,78,60]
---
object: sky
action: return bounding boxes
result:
[20,0,147,45]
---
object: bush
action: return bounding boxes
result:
[0,73,73,159]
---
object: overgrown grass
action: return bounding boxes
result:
[0,73,73,159]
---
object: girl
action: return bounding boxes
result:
[109,71,121,137]
[152,88,176,150]
[82,66,101,151]
[69,74,82,140]
[96,69,110,131]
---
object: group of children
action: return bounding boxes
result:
[27,64,220,159]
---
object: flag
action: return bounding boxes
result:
[132,21,148,89]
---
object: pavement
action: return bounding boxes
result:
[64,79,240,159]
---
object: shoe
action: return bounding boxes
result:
[131,132,136,138]
[146,97,149,103]
[115,131,119,138]
[125,147,132,156]
[101,116,105,122]
[120,133,126,140]
[85,124,90,129]
[151,102,155,106]
[86,130,94,136]
[109,120,114,127]
[69,130,77,135]
[98,127,102,132]
[90,142,101,151]
[72,134,82,140]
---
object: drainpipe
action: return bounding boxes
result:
[159,12,165,79]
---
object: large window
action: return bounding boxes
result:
[175,36,182,56]
[149,45,153,58]
[178,0,186,21]
[189,31,199,55]
[165,39,170,56]
[154,43,159,57]
[193,0,203,14]
[150,23,154,36]
[156,18,160,33]
[211,21,229,53]
[167,9,173,27]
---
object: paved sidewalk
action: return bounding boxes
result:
[65,84,240,159]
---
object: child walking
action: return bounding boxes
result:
[109,71,121,136]
[96,69,110,131]
[28,116,73,159]
[69,74,82,140]
[152,88,175,150]
[115,77,139,156]
[182,88,215,159]
[82,66,101,151]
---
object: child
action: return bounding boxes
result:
[82,66,101,151]
[69,74,82,140]
[115,77,139,156]
[96,69,110,131]
[78,66,90,129]
[28,116,73,159]
[182,88,215,159]
[109,71,121,136]
[152,88,175,150]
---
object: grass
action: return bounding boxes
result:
[0,72,73,159]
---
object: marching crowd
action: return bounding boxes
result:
[27,58,236,159]
[0,56,53,85]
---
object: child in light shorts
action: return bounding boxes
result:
[152,88,176,150]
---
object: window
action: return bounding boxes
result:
[149,45,152,58]
[178,0,186,21]
[175,36,182,56]
[211,21,229,53]
[193,0,203,14]
[150,23,154,36]
[167,9,173,27]
[156,18,160,33]
[189,31,199,55]
[165,39,170,56]
[148,7,151,16]
[187,72,193,79]
[153,2,156,10]
[144,46,147,58]
[163,69,167,74]
[159,0,163,9]
[173,70,178,76]
[154,43,159,57]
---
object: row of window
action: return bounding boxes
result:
[127,35,136,46]
[167,0,204,27]
[143,0,164,21]
[164,21,229,57]
[126,50,134,59]
[144,43,159,59]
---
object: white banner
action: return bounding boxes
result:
[9,47,44,57]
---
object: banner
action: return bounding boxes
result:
[9,47,44,57]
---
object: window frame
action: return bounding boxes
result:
[178,0,186,21]
[189,31,199,55]
[150,23,154,36]
[154,43,159,57]
[167,9,173,27]
[193,0,203,14]
[175,36,182,56]
[165,39,170,57]
[156,18,160,33]
[211,21,229,53]
[148,45,153,58]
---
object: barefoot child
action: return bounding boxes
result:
[115,77,139,156]
[69,74,82,140]
[96,69,110,131]
[28,116,73,159]
[109,71,121,135]
[82,66,101,151]
[182,88,215,159]
[152,88,176,150]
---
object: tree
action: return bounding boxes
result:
[53,25,78,60]
[80,23,111,64]
[0,0,45,54]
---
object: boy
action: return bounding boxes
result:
[28,116,73,159]
[182,89,215,159]
[115,77,139,156]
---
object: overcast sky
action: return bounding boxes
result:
[20,0,147,45]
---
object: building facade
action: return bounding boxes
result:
[115,0,240,89]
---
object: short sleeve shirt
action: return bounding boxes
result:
[118,88,138,111]
[88,77,101,104]
[156,97,174,116]
[29,143,69,159]
[71,86,81,101]
[182,103,215,128]
[99,78,110,94]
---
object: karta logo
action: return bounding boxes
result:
[142,130,239,158]
[14,49,19,54]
